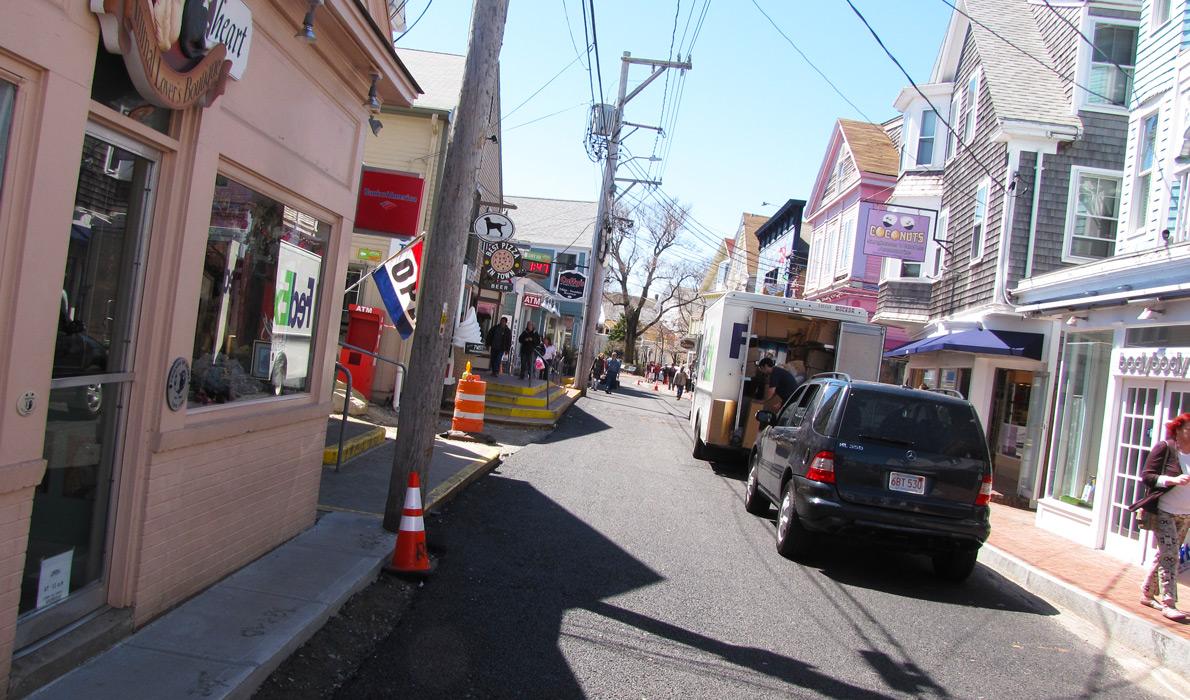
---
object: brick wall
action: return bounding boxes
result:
[0,490,34,686]
[132,416,325,624]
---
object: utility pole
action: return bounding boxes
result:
[576,52,691,387]
[383,0,509,533]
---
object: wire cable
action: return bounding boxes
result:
[587,0,606,106]
[394,0,433,43]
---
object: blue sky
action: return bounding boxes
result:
[397,0,952,262]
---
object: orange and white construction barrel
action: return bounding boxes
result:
[452,363,486,433]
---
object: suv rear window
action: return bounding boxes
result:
[838,390,987,460]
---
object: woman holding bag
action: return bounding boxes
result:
[1136,412,1190,621]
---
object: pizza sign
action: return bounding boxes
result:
[481,241,522,292]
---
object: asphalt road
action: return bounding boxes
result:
[338,383,1161,699]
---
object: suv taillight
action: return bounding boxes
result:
[975,473,993,506]
[806,451,836,484]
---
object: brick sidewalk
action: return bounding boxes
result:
[987,503,1190,642]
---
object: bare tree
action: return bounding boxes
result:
[604,200,702,365]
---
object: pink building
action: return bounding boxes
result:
[802,119,911,351]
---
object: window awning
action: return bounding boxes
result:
[883,329,1043,360]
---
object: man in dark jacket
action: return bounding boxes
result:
[485,316,512,377]
[517,321,541,381]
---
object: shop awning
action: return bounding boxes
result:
[883,329,1043,360]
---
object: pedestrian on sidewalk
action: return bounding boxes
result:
[517,321,541,381]
[485,316,511,377]
[602,352,622,394]
[1135,412,1190,622]
[540,337,556,380]
[675,365,689,401]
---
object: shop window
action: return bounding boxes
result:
[1125,324,1190,348]
[1047,331,1113,508]
[90,46,172,135]
[190,176,329,406]
[0,80,13,202]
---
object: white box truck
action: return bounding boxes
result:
[690,291,886,460]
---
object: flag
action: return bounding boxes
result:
[374,238,424,339]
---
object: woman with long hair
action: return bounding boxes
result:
[1138,412,1190,621]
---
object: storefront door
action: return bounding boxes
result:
[1104,379,1190,560]
[16,129,156,647]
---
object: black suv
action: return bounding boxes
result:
[744,374,992,582]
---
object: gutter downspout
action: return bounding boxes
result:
[995,146,1021,308]
[1023,151,1044,280]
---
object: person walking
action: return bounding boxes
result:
[517,321,541,382]
[1136,412,1190,621]
[591,353,606,389]
[602,352,622,393]
[675,365,690,401]
[540,337,557,380]
[485,316,512,377]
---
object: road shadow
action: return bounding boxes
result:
[761,529,1059,615]
[335,476,664,698]
[539,403,612,444]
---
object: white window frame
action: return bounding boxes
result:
[835,209,856,280]
[1131,109,1160,233]
[1063,165,1123,263]
[1151,0,1172,34]
[1074,16,1139,114]
[963,69,981,144]
[823,216,840,287]
[931,208,949,278]
[946,93,960,161]
[915,109,938,167]
[970,178,990,264]
[807,224,824,292]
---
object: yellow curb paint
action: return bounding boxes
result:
[323,426,387,465]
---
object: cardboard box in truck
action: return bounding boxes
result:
[689,291,885,461]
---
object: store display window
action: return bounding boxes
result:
[1046,331,1112,508]
[190,176,329,406]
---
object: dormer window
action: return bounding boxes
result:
[916,110,937,166]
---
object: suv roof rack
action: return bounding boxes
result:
[927,388,965,399]
[813,372,851,382]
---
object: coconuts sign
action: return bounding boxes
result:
[862,207,929,262]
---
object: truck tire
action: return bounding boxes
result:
[692,415,708,460]
[744,452,770,515]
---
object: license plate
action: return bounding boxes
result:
[888,471,926,495]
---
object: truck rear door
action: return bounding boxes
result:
[835,322,885,382]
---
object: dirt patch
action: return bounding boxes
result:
[253,573,417,698]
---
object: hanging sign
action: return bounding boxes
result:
[204,0,253,80]
[355,169,425,236]
[92,0,234,109]
[481,241,522,292]
[862,207,930,262]
[556,270,587,300]
[357,248,384,262]
[473,212,515,243]
[523,294,543,308]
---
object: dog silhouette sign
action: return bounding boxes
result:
[473,212,515,243]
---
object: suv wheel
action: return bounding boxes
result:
[744,453,770,516]
[932,549,978,583]
[775,479,813,560]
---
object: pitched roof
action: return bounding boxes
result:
[502,196,597,250]
[738,213,770,277]
[395,48,465,112]
[837,119,900,177]
[950,0,1080,129]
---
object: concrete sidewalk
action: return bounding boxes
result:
[29,431,502,700]
[980,503,1190,680]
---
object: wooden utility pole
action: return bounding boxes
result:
[384,0,509,532]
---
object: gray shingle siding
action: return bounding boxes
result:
[879,280,932,315]
[1031,2,1080,107]
[1017,111,1129,280]
[932,30,1008,320]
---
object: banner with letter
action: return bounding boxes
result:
[374,238,424,339]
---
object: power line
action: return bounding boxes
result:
[505,101,589,132]
[587,0,606,106]
[579,0,598,108]
[394,0,433,43]
[558,0,588,69]
[842,0,1009,193]
[1040,0,1134,83]
[937,0,1119,106]
[500,53,586,124]
[750,0,873,123]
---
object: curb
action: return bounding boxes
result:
[322,425,386,465]
[979,543,1190,679]
[425,451,503,510]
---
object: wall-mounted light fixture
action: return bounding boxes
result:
[1137,306,1164,321]
[1064,315,1087,327]
[368,116,383,136]
[364,73,382,113]
[296,1,322,42]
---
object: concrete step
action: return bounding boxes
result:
[483,404,564,421]
[482,379,553,397]
[484,387,568,408]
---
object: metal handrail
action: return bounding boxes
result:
[333,362,351,473]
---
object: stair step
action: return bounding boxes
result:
[483,380,554,396]
[484,388,568,407]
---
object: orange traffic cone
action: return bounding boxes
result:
[653,382,659,391]
[385,471,434,575]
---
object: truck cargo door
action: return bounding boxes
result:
[835,322,885,381]
[732,307,757,432]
